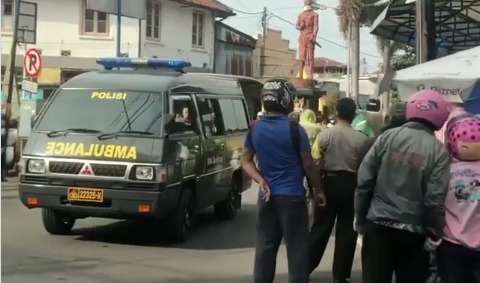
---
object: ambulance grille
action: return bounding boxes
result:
[49,161,83,174]
[90,163,127,177]
[48,161,127,177]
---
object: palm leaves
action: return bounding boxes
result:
[337,0,363,38]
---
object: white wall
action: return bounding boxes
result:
[1,0,215,68]
[140,0,215,68]
[1,0,140,58]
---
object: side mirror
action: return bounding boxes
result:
[30,114,38,128]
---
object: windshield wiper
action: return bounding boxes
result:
[97,130,154,140]
[46,128,102,137]
[122,100,132,131]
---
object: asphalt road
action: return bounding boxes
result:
[1,180,361,283]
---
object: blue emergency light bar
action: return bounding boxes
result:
[96,57,192,69]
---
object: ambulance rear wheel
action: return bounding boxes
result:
[168,190,193,242]
[42,208,76,235]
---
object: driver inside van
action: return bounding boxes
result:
[168,103,196,134]
[175,107,191,125]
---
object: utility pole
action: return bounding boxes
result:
[415,0,427,64]
[346,23,351,98]
[259,6,267,78]
[350,20,360,105]
[6,0,22,106]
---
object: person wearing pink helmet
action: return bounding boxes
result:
[355,90,451,283]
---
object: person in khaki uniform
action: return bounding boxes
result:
[308,98,368,283]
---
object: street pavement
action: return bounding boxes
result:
[1,179,361,283]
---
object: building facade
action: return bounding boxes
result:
[1,0,233,99]
[312,57,347,79]
[253,29,297,80]
[214,22,256,76]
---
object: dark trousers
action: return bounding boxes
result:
[362,221,429,283]
[437,240,480,283]
[1,151,6,179]
[308,171,358,280]
[254,195,309,283]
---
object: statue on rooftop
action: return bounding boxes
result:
[296,0,319,82]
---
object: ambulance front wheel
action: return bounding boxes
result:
[168,190,194,243]
[42,208,76,235]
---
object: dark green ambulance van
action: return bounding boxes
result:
[18,58,262,242]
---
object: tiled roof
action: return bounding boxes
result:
[314,57,346,68]
[182,0,234,15]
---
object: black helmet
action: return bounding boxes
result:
[262,79,296,114]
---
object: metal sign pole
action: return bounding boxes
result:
[22,37,28,100]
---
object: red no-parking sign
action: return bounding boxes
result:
[24,48,42,78]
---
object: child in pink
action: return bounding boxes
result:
[435,104,465,143]
[439,112,480,283]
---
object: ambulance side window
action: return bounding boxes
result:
[218,99,237,133]
[196,97,224,137]
[167,96,198,135]
[232,99,249,131]
[218,98,248,133]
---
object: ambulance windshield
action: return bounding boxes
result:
[35,90,164,136]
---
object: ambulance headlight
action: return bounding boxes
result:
[135,166,154,180]
[27,159,46,174]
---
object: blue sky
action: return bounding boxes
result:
[220,0,381,72]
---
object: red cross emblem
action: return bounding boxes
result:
[80,164,95,176]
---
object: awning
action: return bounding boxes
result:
[392,45,480,104]
[371,0,480,54]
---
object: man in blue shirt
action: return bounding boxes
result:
[242,78,326,283]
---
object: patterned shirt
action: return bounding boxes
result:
[374,219,424,234]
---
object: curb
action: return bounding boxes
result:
[1,179,19,189]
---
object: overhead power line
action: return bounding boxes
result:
[230,7,263,15]
[231,6,380,59]
[267,12,380,59]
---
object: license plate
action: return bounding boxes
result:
[68,187,104,203]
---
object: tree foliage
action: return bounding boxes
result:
[391,45,416,71]
[337,0,416,73]
[337,0,364,38]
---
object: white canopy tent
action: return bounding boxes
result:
[392,45,480,103]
